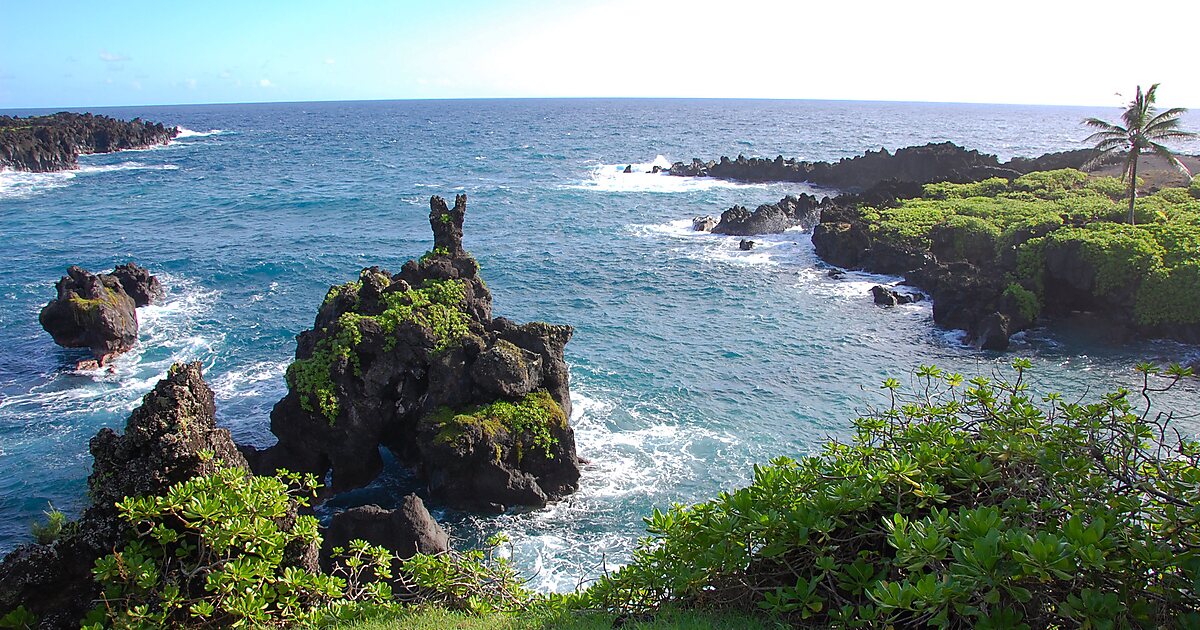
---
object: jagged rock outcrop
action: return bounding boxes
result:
[739,239,755,251]
[692,215,717,232]
[321,497,449,568]
[871,285,923,306]
[250,195,581,513]
[711,194,824,236]
[671,143,1020,191]
[39,266,138,364]
[108,262,164,307]
[0,363,254,629]
[0,112,178,172]
[38,264,163,364]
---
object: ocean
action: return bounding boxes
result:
[1,98,1198,590]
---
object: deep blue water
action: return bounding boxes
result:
[2,99,1198,590]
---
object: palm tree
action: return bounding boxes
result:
[1083,84,1196,224]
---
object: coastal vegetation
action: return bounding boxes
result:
[1083,84,1197,224]
[9,362,1194,628]
[836,168,1200,334]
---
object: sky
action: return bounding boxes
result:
[1,0,1197,109]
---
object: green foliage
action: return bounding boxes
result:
[852,168,1200,328]
[85,466,397,629]
[0,606,36,630]
[936,215,1000,263]
[582,363,1200,627]
[287,277,471,423]
[1189,177,1200,199]
[29,502,69,545]
[1001,283,1039,321]
[419,246,451,263]
[431,390,565,461]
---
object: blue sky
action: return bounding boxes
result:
[2,0,1197,109]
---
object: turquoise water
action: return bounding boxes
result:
[1,99,1197,589]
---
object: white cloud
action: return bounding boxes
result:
[130,80,142,91]
[220,69,232,79]
[259,78,273,88]
[324,58,336,65]
[99,51,130,63]
[186,78,197,90]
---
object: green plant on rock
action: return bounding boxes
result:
[84,466,398,629]
[287,278,471,424]
[29,503,68,545]
[432,390,565,461]
[1002,282,1039,321]
[582,362,1200,628]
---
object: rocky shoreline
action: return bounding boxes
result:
[668,141,1095,190]
[0,112,178,172]
[679,143,1200,350]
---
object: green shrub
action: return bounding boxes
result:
[936,215,1000,262]
[1084,175,1128,201]
[1002,283,1039,321]
[1044,225,1164,297]
[1190,177,1200,199]
[431,390,566,461]
[582,362,1200,628]
[287,278,471,423]
[29,503,68,545]
[85,465,396,629]
[1011,169,1088,199]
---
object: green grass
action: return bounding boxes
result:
[335,606,781,630]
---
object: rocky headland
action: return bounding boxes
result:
[0,112,178,172]
[246,194,582,512]
[676,143,1200,350]
[39,263,163,365]
[667,142,1095,190]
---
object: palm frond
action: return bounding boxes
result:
[1087,138,1129,153]
[1146,129,1199,142]
[1084,117,1126,132]
[1146,107,1189,127]
[1149,142,1193,177]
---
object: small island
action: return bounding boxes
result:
[0,112,178,172]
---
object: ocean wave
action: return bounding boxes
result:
[0,273,222,417]
[0,162,179,200]
[174,127,224,139]
[627,219,806,268]
[466,385,741,593]
[568,155,765,193]
[210,360,289,401]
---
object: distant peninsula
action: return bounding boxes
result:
[0,112,178,172]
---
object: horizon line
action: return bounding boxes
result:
[0,95,1154,113]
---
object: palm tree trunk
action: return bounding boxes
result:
[1127,150,1139,225]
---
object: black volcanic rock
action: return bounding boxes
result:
[711,194,823,236]
[0,112,178,172]
[251,195,581,512]
[321,497,449,567]
[871,285,922,306]
[39,266,139,364]
[670,143,1019,191]
[0,363,253,629]
[692,215,718,231]
[109,262,164,307]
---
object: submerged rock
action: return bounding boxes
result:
[739,239,756,251]
[871,285,922,306]
[0,363,251,628]
[252,195,581,512]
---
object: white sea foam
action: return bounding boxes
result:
[0,162,178,200]
[475,385,742,593]
[210,360,289,400]
[0,274,221,417]
[174,127,224,139]
[627,219,807,268]
[569,155,765,193]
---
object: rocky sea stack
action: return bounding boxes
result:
[38,263,162,364]
[0,112,178,172]
[249,194,582,512]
